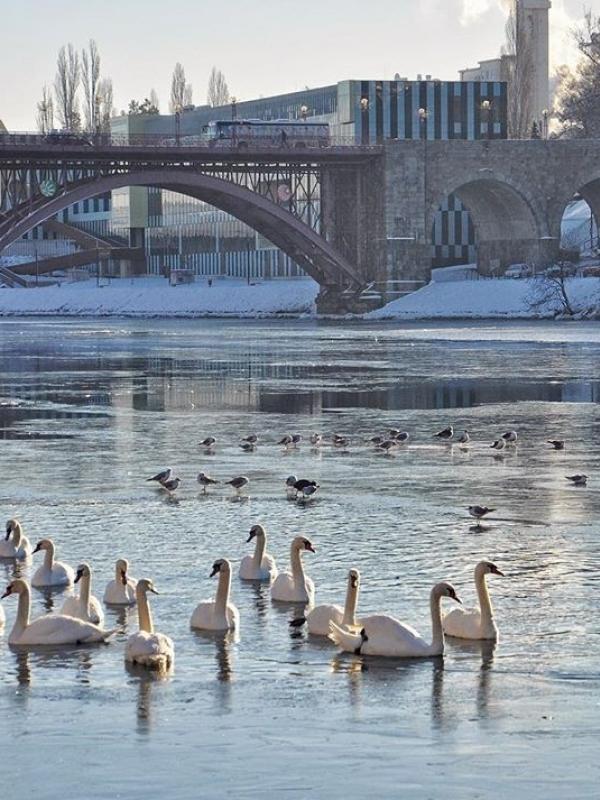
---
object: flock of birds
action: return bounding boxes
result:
[0,423,589,673]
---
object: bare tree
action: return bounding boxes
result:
[170,63,192,112]
[555,10,600,138]
[81,39,101,132]
[36,85,54,133]
[97,77,114,132]
[527,262,577,316]
[149,88,160,113]
[207,66,230,107]
[54,44,81,130]
[502,1,534,139]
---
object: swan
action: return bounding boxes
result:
[239,525,278,582]
[190,559,240,631]
[293,568,360,636]
[442,561,504,640]
[61,563,104,626]
[104,558,137,605]
[125,579,174,671]
[329,582,461,658]
[1,579,113,646]
[271,537,316,604]
[0,519,32,559]
[31,539,74,588]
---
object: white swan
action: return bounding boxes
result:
[1,579,113,646]
[31,539,74,588]
[61,563,104,626]
[0,519,32,559]
[190,559,240,631]
[295,568,360,636]
[270,536,316,604]
[104,558,137,606]
[125,579,174,671]
[442,561,504,640]
[239,525,278,582]
[329,582,461,658]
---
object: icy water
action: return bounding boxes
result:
[1,318,599,799]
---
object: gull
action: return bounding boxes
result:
[369,435,384,446]
[389,428,401,438]
[291,434,302,446]
[434,426,454,440]
[566,474,588,486]
[377,439,397,453]
[227,476,249,495]
[278,435,293,448]
[242,434,258,444]
[197,472,219,493]
[548,440,565,450]
[309,433,323,447]
[333,436,350,448]
[394,431,410,443]
[161,477,180,494]
[502,430,518,444]
[293,479,318,496]
[146,467,172,484]
[239,441,256,452]
[457,430,470,445]
[285,475,298,493]
[199,437,216,449]
[298,483,319,502]
[490,439,506,451]
[468,505,495,526]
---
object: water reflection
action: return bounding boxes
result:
[191,629,235,711]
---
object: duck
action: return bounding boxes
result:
[239,525,278,582]
[271,537,316,604]
[242,434,258,444]
[0,519,32,559]
[1,579,113,646]
[329,582,461,658]
[31,539,74,588]
[104,558,137,606]
[443,561,504,640]
[199,436,217,449]
[566,474,588,486]
[190,559,239,631]
[61,563,104,625]
[125,579,174,671]
[291,568,360,636]
[548,440,565,450]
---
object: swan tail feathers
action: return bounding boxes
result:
[328,621,363,653]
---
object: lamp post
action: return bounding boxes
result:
[542,108,549,139]
[360,96,369,145]
[231,96,237,121]
[418,108,429,267]
[418,107,428,140]
[481,99,492,140]
[300,104,308,121]
[175,109,181,145]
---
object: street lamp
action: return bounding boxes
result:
[175,108,181,145]
[231,96,237,121]
[481,99,492,140]
[300,104,308,121]
[542,108,549,139]
[418,107,428,140]
[360,96,369,144]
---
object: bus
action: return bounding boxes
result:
[204,119,330,149]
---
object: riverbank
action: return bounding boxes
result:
[0,276,319,317]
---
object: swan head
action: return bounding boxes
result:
[116,558,130,585]
[247,524,265,543]
[210,558,231,577]
[137,578,159,595]
[74,563,91,584]
[292,536,315,554]
[434,582,462,604]
[348,569,360,589]
[32,538,53,555]
[1,578,28,599]
[5,519,21,542]
[476,560,505,578]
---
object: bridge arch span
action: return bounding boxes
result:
[429,175,549,273]
[0,170,363,288]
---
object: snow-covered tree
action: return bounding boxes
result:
[555,11,600,138]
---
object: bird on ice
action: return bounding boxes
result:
[199,437,217,449]
[278,435,293,447]
[146,467,172,484]
[490,439,506,451]
[548,440,565,450]
[197,472,219,493]
[457,430,470,445]
[309,433,323,447]
[377,439,398,453]
[239,441,256,452]
[298,483,319,501]
[566,474,588,486]
[434,426,454,440]
[291,434,302,446]
[227,476,249,495]
[468,505,496,525]
[394,431,410,443]
[161,477,180,494]
[502,431,518,444]
[242,434,258,444]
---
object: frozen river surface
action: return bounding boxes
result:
[1,318,599,799]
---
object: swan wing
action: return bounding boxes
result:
[227,603,240,630]
[190,599,216,629]
[238,556,257,580]
[360,614,430,657]
[442,606,494,640]
[270,572,294,601]
[17,614,108,645]
[126,631,173,659]
[307,604,344,636]
[261,554,278,581]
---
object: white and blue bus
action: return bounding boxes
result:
[204,119,330,149]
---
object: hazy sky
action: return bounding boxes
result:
[0,0,595,129]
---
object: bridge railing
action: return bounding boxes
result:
[0,131,380,153]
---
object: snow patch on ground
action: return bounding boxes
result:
[368,278,600,320]
[0,277,319,318]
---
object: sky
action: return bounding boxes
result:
[0,0,596,129]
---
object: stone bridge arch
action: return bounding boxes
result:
[429,174,551,274]
[0,169,364,288]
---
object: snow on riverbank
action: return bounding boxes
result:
[0,276,319,318]
[368,277,600,320]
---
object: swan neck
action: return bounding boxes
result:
[291,546,305,585]
[43,543,55,570]
[430,590,444,653]
[342,580,359,626]
[476,571,494,626]
[13,586,30,637]
[215,566,231,614]
[253,535,266,567]
[12,527,22,548]
[137,586,154,634]
[79,572,91,612]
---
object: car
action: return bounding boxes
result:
[45,129,93,146]
[503,263,531,278]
